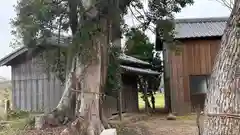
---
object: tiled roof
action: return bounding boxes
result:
[174,17,228,39]
[119,54,150,65]
[120,65,160,75]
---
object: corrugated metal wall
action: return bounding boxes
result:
[11,55,64,113]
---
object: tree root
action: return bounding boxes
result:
[60,117,88,135]
[60,116,105,135]
[35,110,106,135]
[35,111,66,129]
[35,102,108,135]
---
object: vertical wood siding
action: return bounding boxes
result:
[103,84,138,118]
[169,39,220,114]
[168,48,186,114]
[11,55,64,113]
[11,53,139,116]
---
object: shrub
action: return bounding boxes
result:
[7,110,29,120]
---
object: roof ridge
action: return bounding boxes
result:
[175,17,228,23]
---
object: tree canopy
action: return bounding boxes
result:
[10,0,194,87]
[124,27,154,60]
[11,0,194,48]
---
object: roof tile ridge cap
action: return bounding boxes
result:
[175,17,228,24]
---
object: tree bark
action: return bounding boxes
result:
[36,20,109,135]
[203,1,240,134]
[60,20,108,134]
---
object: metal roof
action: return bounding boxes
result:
[120,65,160,75]
[0,47,150,66]
[174,17,228,39]
[0,47,28,66]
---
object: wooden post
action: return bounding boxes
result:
[151,91,155,113]
[117,89,122,121]
[163,42,174,113]
[144,82,148,114]
[4,99,10,120]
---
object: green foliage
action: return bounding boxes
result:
[11,0,194,94]
[7,110,29,120]
[24,116,35,128]
[11,0,114,79]
[11,0,194,47]
[106,46,122,96]
[37,47,67,83]
[11,0,69,47]
[123,0,194,31]
[124,28,154,60]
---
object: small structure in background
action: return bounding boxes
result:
[156,17,228,115]
[0,38,161,118]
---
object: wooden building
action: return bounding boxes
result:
[156,17,228,115]
[0,41,160,118]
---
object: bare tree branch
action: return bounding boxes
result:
[128,5,155,33]
[213,0,234,10]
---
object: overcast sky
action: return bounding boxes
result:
[0,0,231,79]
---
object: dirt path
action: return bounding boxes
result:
[20,114,199,135]
[137,116,198,135]
[114,114,199,135]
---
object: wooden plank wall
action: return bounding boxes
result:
[11,53,139,116]
[169,39,220,114]
[11,55,64,113]
[168,49,186,114]
[103,84,139,118]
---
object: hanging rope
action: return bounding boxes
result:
[205,112,240,119]
[71,88,105,96]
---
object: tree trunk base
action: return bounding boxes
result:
[60,117,105,135]
[35,111,106,135]
[35,110,69,130]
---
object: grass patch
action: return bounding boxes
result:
[0,110,35,135]
[0,118,29,135]
[7,110,30,120]
[138,92,165,109]
[7,118,28,129]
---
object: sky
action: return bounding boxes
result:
[0,0,231,79]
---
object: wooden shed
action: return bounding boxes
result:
[156,17,228,115]
[0,42,160,118]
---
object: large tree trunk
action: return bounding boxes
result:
[60,22,108,135]
[60,38,105,135]
[36,19,109,134]
[35,1,123,134]
[203,1,240,134]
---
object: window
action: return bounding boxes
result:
[189,75,210,95]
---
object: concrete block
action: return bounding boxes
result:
[100,128,117,135]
